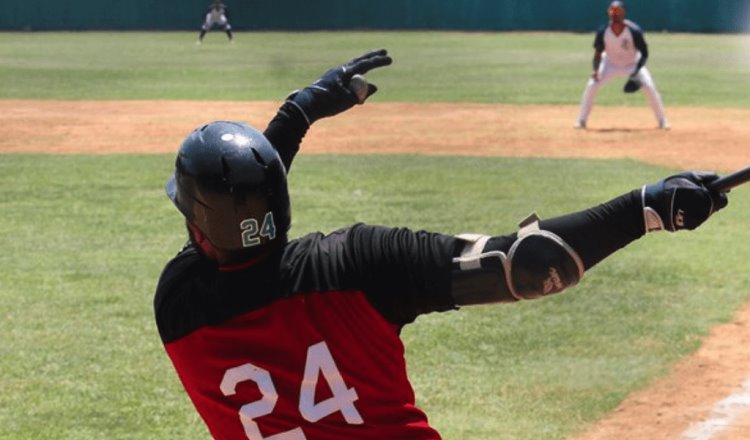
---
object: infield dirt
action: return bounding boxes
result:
[2,100,746,173]
[3,100,750,440]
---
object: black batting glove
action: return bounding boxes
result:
[286,49,392,126]
[642,171,728,232]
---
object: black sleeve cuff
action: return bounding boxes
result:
[263,101,311,172]
[538,189,644,270]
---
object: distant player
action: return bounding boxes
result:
[198,0,233,44]
[575,1,669,129]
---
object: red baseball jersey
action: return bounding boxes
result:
[155,224,461,439]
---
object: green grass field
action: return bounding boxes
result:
[1,32,750,440]
[0,31,748,105]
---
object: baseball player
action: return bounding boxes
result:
[197,0,233,44]
[155,50,728,439]
[575,1,669,129]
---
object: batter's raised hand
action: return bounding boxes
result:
[642,171,728,232]
[286,49,392,126]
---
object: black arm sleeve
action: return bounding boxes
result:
[347,225,462,324]
[263,101,310,171]
[484,189,645,271]
[281,224,463,326]
[630,23,649,72]
[592,27,606,70]
[593,27,606,52]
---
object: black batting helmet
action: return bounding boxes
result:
[166,121,290,255]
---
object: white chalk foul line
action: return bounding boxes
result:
[681,377,750,440]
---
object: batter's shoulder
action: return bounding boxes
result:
[158,242,203,282]
[154,243,207,309]
[278,226,353,292]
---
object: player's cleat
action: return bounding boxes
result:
[574,120,586,129]
[659,119,670,130]
[196,40,202,45]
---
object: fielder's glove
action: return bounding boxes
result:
[623,75,642,93]
[642,171,728,232]
[286,49,392,126]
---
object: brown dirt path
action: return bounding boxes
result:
[2,100,747,172]
[3,100,750,440]
[572,303,750,440]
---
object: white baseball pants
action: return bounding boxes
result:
[577,57,668,126]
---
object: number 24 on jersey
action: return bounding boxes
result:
[220,341,363,439]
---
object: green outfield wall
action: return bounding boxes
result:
[2,0,749,32]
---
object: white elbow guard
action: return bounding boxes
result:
[451,214,585,305]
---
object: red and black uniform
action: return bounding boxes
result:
[155,102,650,439]
[155,103,461,439]
[156,224,460,439]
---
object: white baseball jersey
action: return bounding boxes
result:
[203,3,230,29]
[595,20,647,68]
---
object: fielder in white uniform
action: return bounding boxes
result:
[197,0,233,44]
[575,1,669,129]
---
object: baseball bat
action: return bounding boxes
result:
[708,165,750,192]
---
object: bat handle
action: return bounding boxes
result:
[707,166,750,192]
